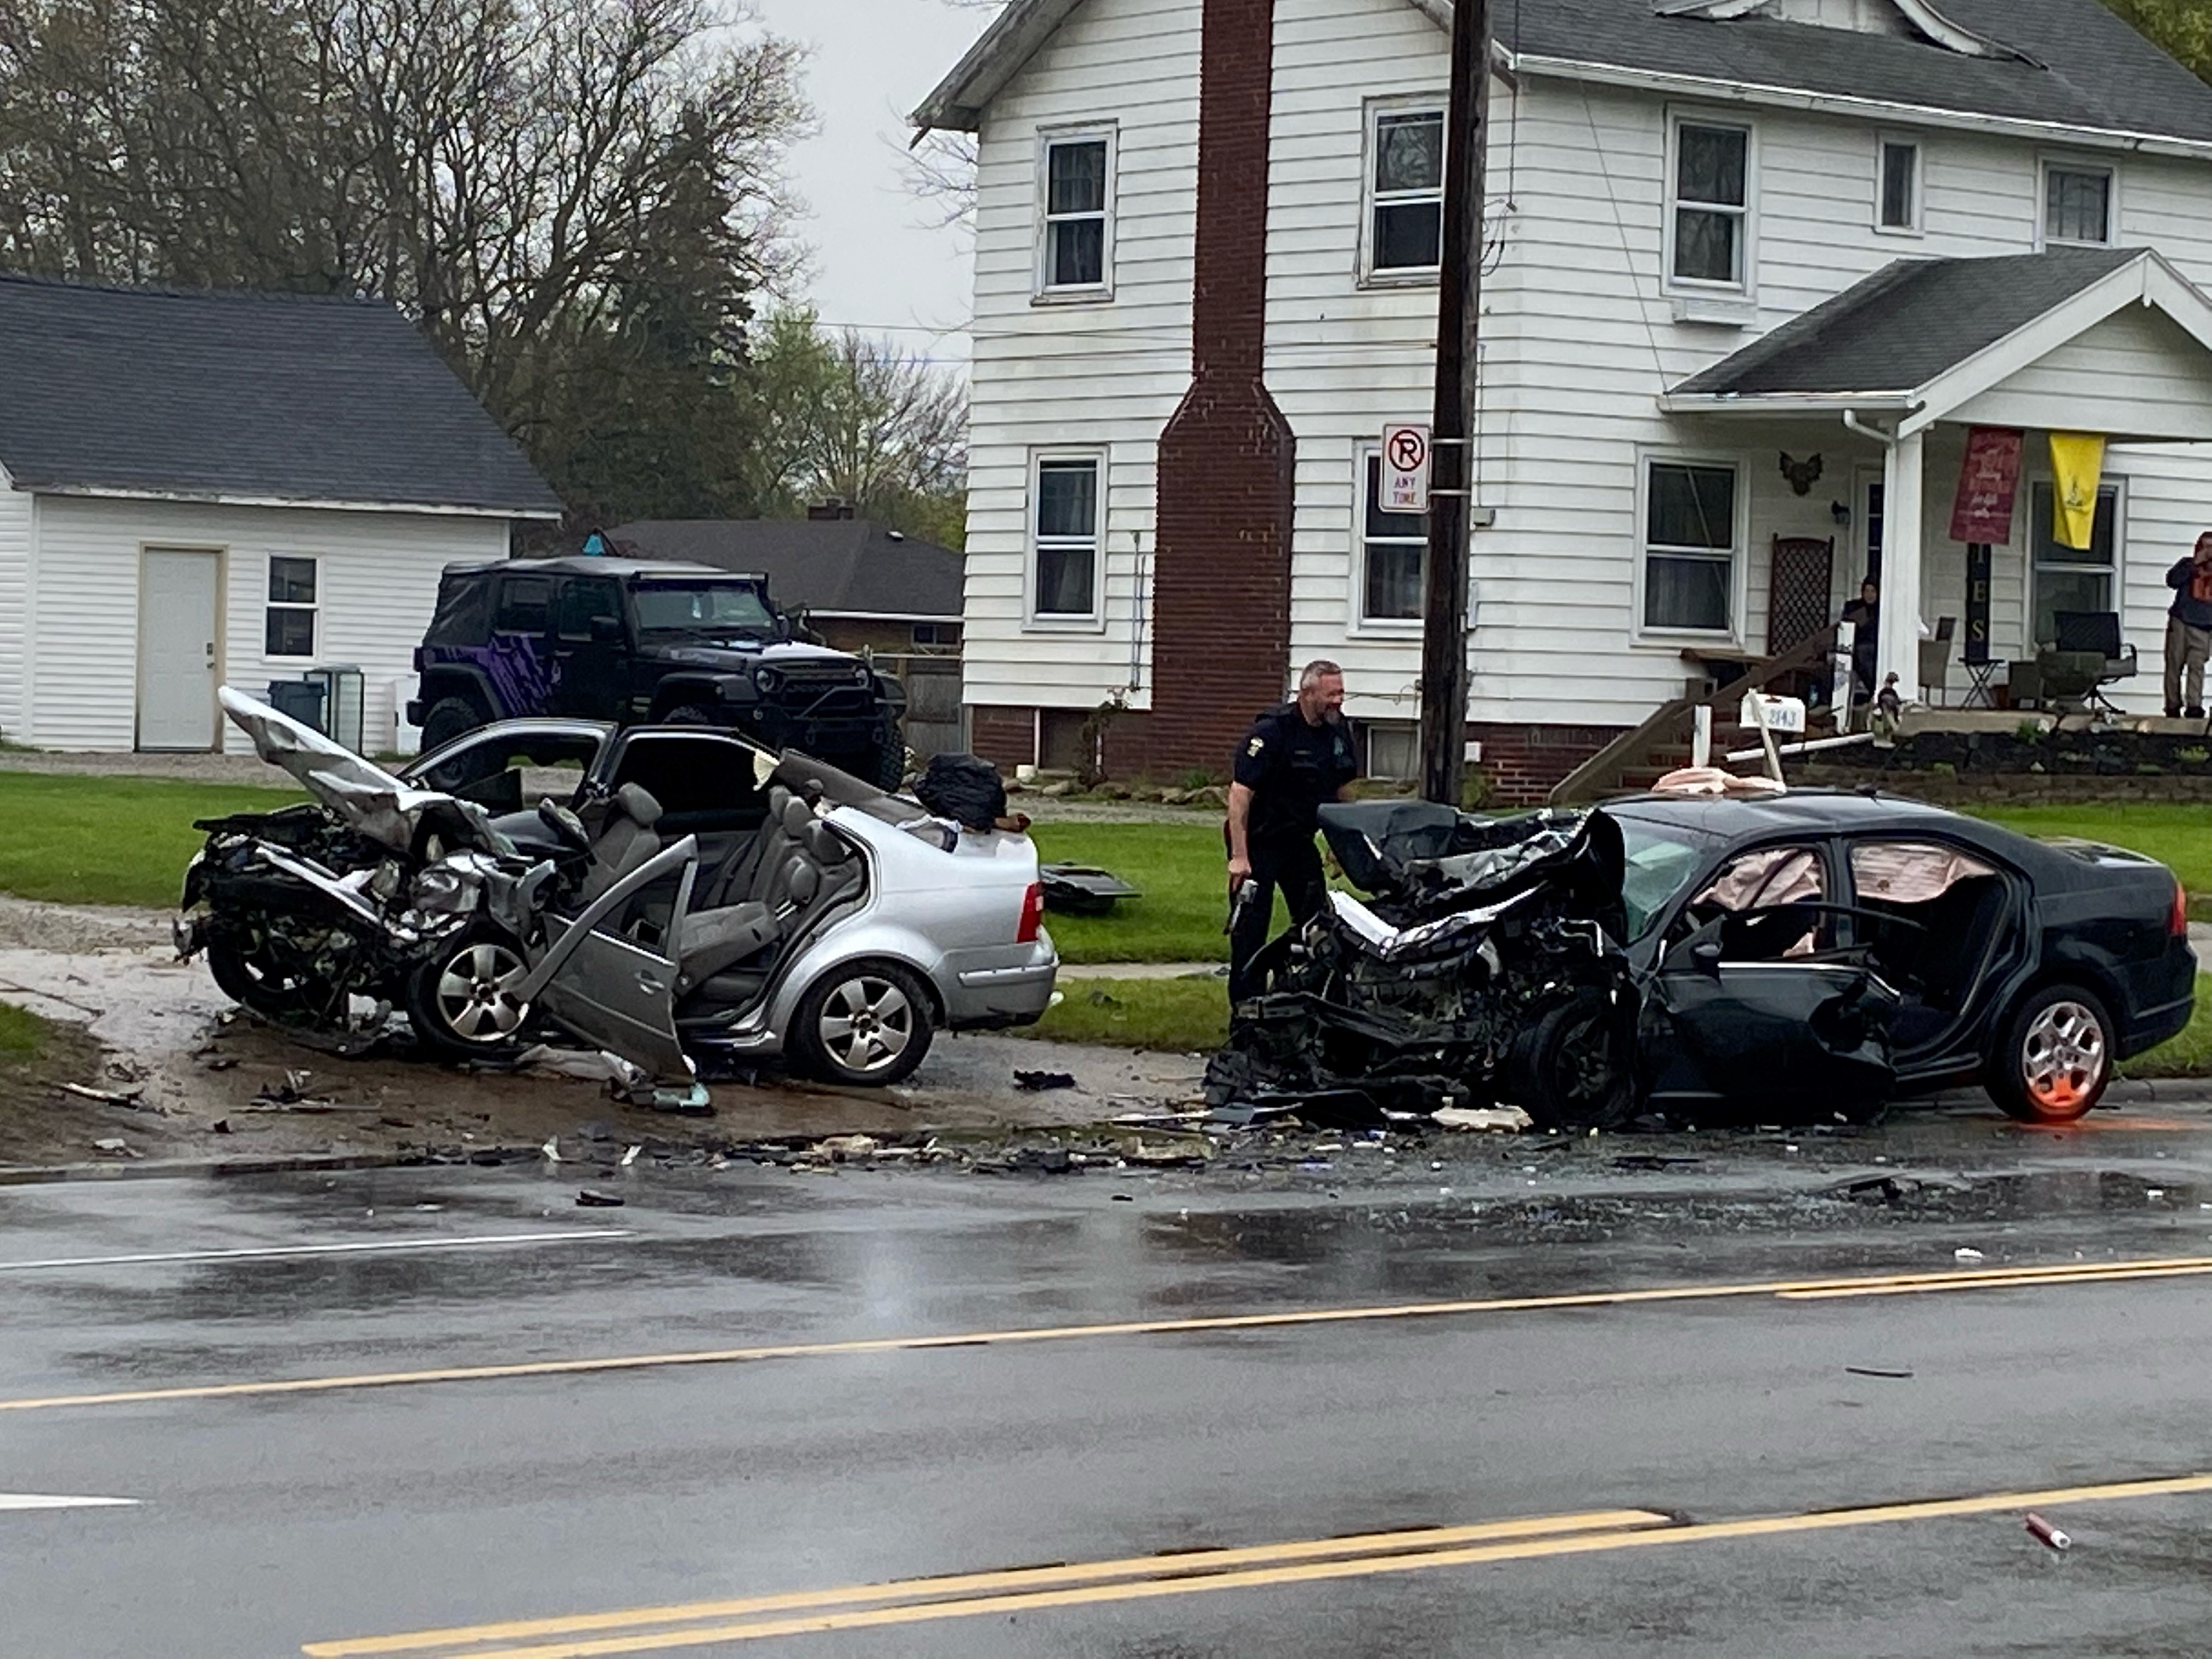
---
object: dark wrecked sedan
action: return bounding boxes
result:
[1209,791,2197,1130]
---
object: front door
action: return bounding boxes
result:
[138,549,220,750]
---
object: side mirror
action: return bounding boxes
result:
[1690,939,1723,978]
[589,615,624,644]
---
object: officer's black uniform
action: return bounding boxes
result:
[1227,702,1358,1002]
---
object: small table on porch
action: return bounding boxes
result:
[1959,656,2003,710]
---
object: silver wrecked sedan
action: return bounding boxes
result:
[400,719,1058,1085]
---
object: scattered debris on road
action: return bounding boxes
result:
[89,1137,139,1158]
[1433,1105,1533,1133]
[1037,863,1142,915]
[1844,1366,1914,1379]
[1014,1070,1079,1092]
[2024,1512,2073,1551]
[1955,1247,1987,1261]
[574,1188,625,1207]
[57,1081,148,1109]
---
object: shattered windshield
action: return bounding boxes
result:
[631,582,774,639]
[1613,816,1720,941]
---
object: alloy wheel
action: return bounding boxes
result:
[817,975,915,1074]
[434,940,529,1043]
[2019,1000,2106,1115]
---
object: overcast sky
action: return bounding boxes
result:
[751,0,986,363]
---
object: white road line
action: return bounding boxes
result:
[0,1230,634,1273]
[0,1493,138,1510]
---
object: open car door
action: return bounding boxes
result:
[1643,902,1902,1114]
[518,838,698,1083]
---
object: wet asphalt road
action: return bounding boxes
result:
[9,1110,2212,1658]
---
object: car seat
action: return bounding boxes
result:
[670,795,859,996]
[579,783,667,901]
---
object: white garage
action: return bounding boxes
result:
[0,274,562,754]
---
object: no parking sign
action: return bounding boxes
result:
[1381,423,1430,514]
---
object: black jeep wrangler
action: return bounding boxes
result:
[407,557,909,787]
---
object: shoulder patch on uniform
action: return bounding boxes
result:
[1246,736,1265,756]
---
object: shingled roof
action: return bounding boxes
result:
[0,275,562,516]
[1668,247,2147,398]
[606,519,964,619]
[915,0,2212,149]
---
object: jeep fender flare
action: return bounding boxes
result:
[416,664,500,718]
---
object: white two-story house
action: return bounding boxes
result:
[916,0,2212,799]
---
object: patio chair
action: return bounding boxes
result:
[2043,611,2137,717]
[1917,616,1956,706]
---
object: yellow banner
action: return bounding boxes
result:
[2049,431,2106,551]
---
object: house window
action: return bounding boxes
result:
[2028,479,2119,646]
[264,555,318,658]
[1878,138,1920,233]
[1032,455,1102,619]
[1669,119,1751,288]
[1039,129,1113,296]
[1643,459,1739,633]
[1365,722,1419,782]
[494,573,553,634]
[1364,104,1445,279]
[1360,449,1426,622]
[2042,162,2113,246]
[912,622,960,650]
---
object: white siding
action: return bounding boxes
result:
[956,0,2212,729]
[0,468,26,743]
[25,496,507,752]
[1267,0,1453,730]
[962,0,1201,712]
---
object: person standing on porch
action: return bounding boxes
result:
[2164,533,2212,719]
[1224,661,1359,1004]
[1841,579,1880,695]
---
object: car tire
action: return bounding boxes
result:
[791,962,934,1087]
[204,929,317,1022]
[419,696,485,753]
[1987,982,2113,1123]
[405,928,533,1061]
[1508,989,1634,1130]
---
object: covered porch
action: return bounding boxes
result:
[1662,247,2212,720]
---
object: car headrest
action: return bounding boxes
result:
[784,858,821,905]
[781,796,814,837]
[766,783,793,823]
[613,782,662,828]
[801,821,848,863]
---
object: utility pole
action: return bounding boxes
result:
[1418,0,1490,806]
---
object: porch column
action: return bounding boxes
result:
[1876,428,1926,697]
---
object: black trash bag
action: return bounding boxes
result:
[915,753,1008,831]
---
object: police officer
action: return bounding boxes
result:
[1226,659,1359,1002]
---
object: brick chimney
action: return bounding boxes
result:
[1149,0,1295,778]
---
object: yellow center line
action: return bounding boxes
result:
[300,1510,1672,1657]
[306,1474,2212,1659]
[9,1254,2209,1417]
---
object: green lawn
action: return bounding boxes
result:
[0,1001,53,1058]
[1013,975,1229,1053]
[1030,822,1235,964]
[0,772,295,909]
[1968,804,2210,918]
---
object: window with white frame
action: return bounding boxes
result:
[2042,161,2113,246]
[1038,128,1113,295]
[265,555,318,657]
[2028,479,2119,646]
[1877,137,1921,233]
[1669,118,1751,289]
[1363,103,1445,280]
[1032,455,1102,618]
[1359,448,1426,622]
[1642,459,1739,634]
[1365,722,1419,782]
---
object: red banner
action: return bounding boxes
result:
[1949,426,2023,545]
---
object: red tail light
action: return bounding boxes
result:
[1017,881,1044,944]
[2173,881,2192,940]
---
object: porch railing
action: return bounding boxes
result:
[1548,624,1844,805]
